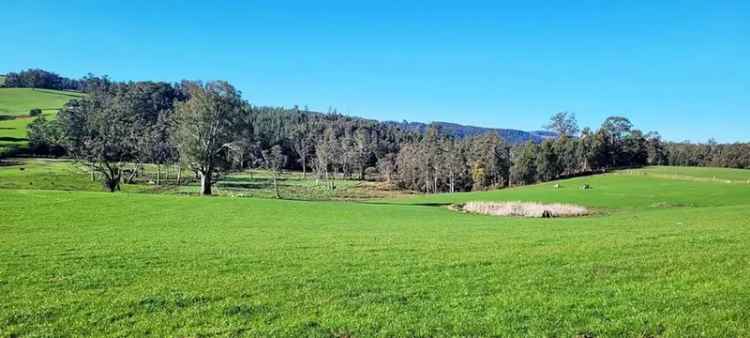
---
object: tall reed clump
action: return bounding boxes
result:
[461,201,589,218]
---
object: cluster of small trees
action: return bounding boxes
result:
[508,119,662,186]
[2,69,84,91]
[387,113,665,192]
[23,72,747,195]
[391,130,510,192]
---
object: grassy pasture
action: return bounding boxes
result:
[1,166,749,336]
[0,88,82,151]
[0,158,406,199]
[0,88,81,115]
[0,88,80,116]
[0,117,35,145]
[628,166,750,183]
[0,158,165,193]
[389,169,750,212]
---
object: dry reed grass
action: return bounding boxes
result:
[461,201,589,218]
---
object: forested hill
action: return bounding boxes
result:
[387,121,557,144]
[1,68,553,144]
[248,108,556,144]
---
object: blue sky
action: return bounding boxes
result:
[2,0,748,142]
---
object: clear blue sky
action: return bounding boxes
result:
[3,1,748,142]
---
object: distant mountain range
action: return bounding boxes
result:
[385,120,558,144]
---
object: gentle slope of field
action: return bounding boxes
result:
[0,88,80,116]
[1,166,749,336]
[387,169,750,211]
[628,166,750,183]
[0,88,82,150]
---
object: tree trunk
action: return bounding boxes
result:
[90,162,95,181]
[104,169,121,192]
[301,156,306,178]
[125,165,138,184]
[176,163,182,185]
[104,177,117,192]
[273,174,280,198]
[156,164,161,186]
[200,169,212,195]
[449,168,455,193]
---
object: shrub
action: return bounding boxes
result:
[29,108,42,117]
[364,167,379,180]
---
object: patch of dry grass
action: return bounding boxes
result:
[461,201,589,218]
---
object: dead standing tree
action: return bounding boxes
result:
[262,145,287,198]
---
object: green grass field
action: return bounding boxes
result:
[0,158,405,199]
[0,88,81,116]
[627,166,750,183]
[1,163,749,337]
[391,170,750,211]
[0,88,83,151]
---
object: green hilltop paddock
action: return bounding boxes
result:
[0,88,82,152]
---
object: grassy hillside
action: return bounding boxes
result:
[0,88,81,116]
[1,166,749,336]
[387,168,750,211]
[0,88,82,151]
[631,166,750,182]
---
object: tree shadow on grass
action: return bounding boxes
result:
[345,200,453,207]
[0,160,22,167]
[0,137,27,142]
[217,177,303,191]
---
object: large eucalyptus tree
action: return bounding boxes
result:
[171,81,245,195]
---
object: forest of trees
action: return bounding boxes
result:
[1,69,85,91]
[19,71,749,195]
[663,142,750,168]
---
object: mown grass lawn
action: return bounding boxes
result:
[1,167,749,337]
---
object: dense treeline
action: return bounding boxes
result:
[27,78,420,193]
[664,142,750,169]
[392,113,667,192]
[2,69,85,91]
[21,72,747,195]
